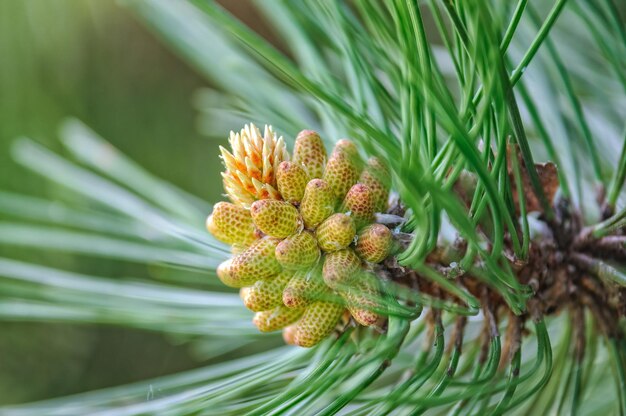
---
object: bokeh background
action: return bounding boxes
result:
[0,0,262,404]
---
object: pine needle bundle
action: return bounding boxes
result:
[1,0,625,414]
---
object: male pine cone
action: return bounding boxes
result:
[206,123,393,347]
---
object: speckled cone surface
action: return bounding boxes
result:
[253,306,305,332]
[229,237,282,286]
[300,179,335,229]
[206,202,257,247]
[275,231,320,270]
[206,125,396,347]
[250,199,303,238]
[216,259,239,288]
[323,150,361,202]
[316,213,356,252]
[276,161,308,204]
[342,184,376,229]
[340,274,382,326]
[359,157,391,213]
[323,248,361,289]
[283,269,327,308]
[242,270,292,311]
[293,300,344,347]
[355,224,392,263]
[293,130,327,180]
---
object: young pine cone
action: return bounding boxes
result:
[207,124,393,347]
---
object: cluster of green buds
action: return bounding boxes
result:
[206,124,393,347]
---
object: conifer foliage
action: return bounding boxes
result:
[1,0,625,414]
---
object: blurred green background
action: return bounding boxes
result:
[0,0,247,404]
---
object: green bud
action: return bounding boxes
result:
[206,202,257,247]
[355,224,392,263]
[293,130,327,180]
[282,268,327,308]
[293,300,344,347]
[250,199,303,238]
[216,259,239,288]
[322,248,361,289]
[316,213,356,252]
[333,139,361,161]
[229,237,282,286]
[276,161,308,204]
[275,231,320,270]
[253,305,305,332]
[322,139,362,201]
[242,270,292,312]
[300,179,336,229]
[339,273,383,327]
[341,184,375,229]
[359,157,391,213]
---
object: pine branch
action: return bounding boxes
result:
[1,0,625,414]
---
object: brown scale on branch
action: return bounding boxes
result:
[382,198,625,345]
[378,145,625,363]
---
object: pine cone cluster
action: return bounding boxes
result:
[206,124,393,347]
